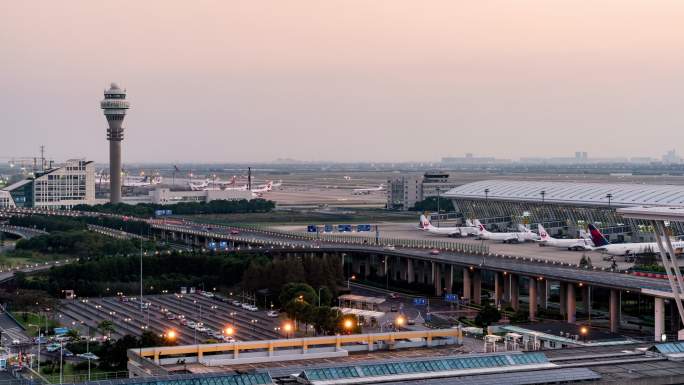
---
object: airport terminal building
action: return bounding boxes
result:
[444,180,684,242]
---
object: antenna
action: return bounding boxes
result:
[40,145,45,171]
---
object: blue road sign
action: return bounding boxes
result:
[356,224,371,232]
[54,327,69,335]
[338,224,352,232]
[208,242,217,250]
[444,294,458,303]
[413,298,427,306]
[307,225,318,233]
[219,241,228,249]
[324,224,333,233]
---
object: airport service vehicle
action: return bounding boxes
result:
[475,220,538,243]
[589,224,684,256]
[538,224,594,251]
[352,184,385,195]
[418,215,479,237]
[266,310,279,318]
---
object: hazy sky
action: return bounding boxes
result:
[2,1,683,163]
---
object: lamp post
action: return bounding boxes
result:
[484,188,489,201]
[606,193,613,208]
[436,187,441,228]
[540,190,546,204]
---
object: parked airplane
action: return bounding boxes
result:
[352,184,385,195]
[418,215,479,237]
[474,220,537,243]
[251,181,273,193]
[538,224,593,251]
[588,224,684,256]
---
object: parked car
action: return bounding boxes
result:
[266,310,279,318]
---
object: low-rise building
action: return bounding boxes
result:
[148,188,254,205]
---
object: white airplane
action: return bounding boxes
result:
[475,220,537,243]
[352,184,385,195]
[251,181,273,193]
[588,224,684,256]
[538,224,593,251]
[418,215,479,237]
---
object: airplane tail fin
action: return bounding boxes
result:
[473,220,487,233]
[465,219,474,227]
[588,224,610,246]
[538,224,550,241]
[419,214,432,229]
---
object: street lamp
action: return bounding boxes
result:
[606,193,613,207]
[283,322,293,339]
[347,274,356,289]
[395,315,406,328]
[484,188,489,201]
[540,190,546,204]
[579,325,589,342]
[343,318,354,334]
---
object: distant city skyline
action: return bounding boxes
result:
[2,1,684,163]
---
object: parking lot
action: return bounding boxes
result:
[58,293,281,345]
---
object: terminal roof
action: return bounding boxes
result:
[445,180,684,207]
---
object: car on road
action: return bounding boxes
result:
[46,343,61,352]
[230,229,240,235]
[430,249,440,255]
[201,292,214,298]
[266,310,279,318]
[196,326,208,333]
[11,339,21,345]
[223,336,235,343]
[166,313,176,320]
[180,319,188,326]
[383,245,396,251]
[78,352,99,360]
[186,321,196,328]
[232,300,242,306]
[389,292,399,299]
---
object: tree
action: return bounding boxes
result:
[97,320,115,338]
[66,328,81,341]
[278,283,318,306]
[475,305,501,327]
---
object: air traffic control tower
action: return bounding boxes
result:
[100,83,130,203]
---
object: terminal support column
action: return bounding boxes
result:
[655,297,665,342]
[472,270,482,305]
[566,282,576,323]
[528,277,537,321]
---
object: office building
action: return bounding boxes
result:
[387,172,461,210]
[1,159,96,209]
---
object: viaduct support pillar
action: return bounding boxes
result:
[610,289,619,333]
[406,258,414,283]
[510,275,519,311]
[559,283,567,318]
[463,268,472,302]
[445,265,454,294]
[528,277,537,321]
[433,262,442,296]
[566,283,576,323]
[472,270,482,305]
[581,285,591,317]
[655,297,665,342]
[538,279,547,309]
[494,272,504,307]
